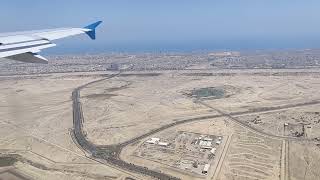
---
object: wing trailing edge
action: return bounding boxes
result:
[0,20,102,63]
[5,52,48,64]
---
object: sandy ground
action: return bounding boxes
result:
[1,69,320,180]
[238,104,320,138]
[0,73,141,180]
[81,73,214,145]
[81,70,320,180]
[120,117,233,180]
[81,71,320,145]
[288,141,320,180]
[120,117,282,180]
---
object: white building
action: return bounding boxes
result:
[158,142,169,147]
[146,138,160,144]
[200,140,212,149]
[206,141,212,147]
[203,141,212,149]
[203,137,213,141]
[199,140,206,146]
[202,164,210,174]
[216,140,221,145]
[210,148,216,154]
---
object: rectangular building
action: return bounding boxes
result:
[202,164,210,174]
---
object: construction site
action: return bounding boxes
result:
[133,132,224,176]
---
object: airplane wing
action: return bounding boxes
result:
[0,21,102,64]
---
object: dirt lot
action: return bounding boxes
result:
[81,69,320,180]
[238,105,320,139]
[1,69,320,180]
[288,141,320,180]
[81,73,214,145]
[0,73,141,180]
[120,117,283,180]
[81,70,320,145]
[120,117,234,180]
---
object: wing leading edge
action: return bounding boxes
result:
[0,21,102,64]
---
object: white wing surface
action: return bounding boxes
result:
[0,21,102,63]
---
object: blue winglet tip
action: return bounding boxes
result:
[84,21,102,40]
[85,21,103,30]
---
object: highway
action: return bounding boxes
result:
[71,73,179,180]
[71,73,319,179]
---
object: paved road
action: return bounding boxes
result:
[71,73,179,180]
[71,73,319,179]
[196,100,318,141]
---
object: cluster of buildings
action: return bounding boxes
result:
[146,137,169,147]
[195,136,223,174]
[144,134,223,176]
[0,53,210,76]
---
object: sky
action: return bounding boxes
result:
[2,0,320,54]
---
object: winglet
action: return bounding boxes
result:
[84,21,102,40]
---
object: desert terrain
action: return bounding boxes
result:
[1,50,320,179]
[0,73,145,180]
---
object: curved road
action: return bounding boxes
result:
[72,73,179,180]
[71,73,319,179]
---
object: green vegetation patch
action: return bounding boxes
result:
[0,156,18,167]
[191,87,225,99]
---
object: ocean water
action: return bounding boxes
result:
[44,38,320,55]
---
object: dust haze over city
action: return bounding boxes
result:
[1,1,320,180]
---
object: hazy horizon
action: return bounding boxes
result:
[2,0,320,54]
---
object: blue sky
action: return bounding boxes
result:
[2,0,320,53]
